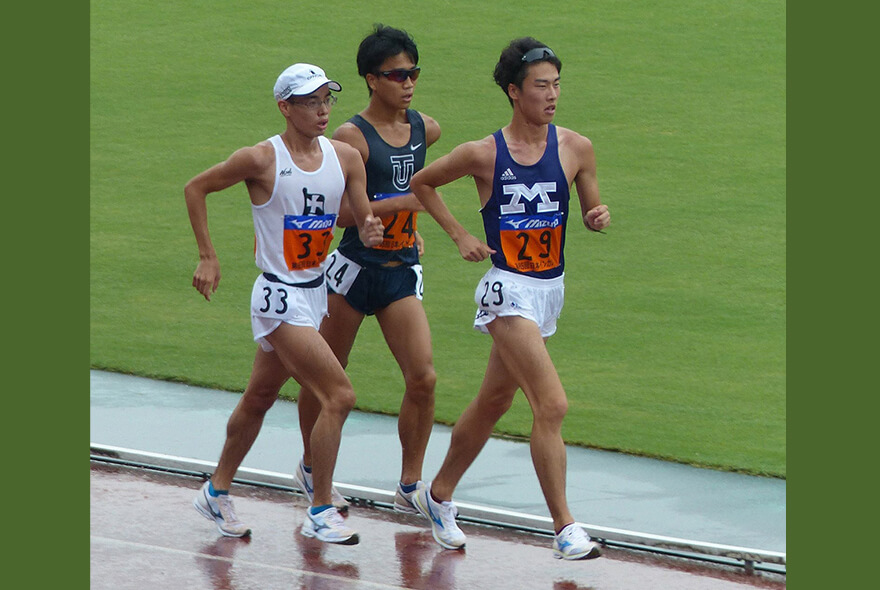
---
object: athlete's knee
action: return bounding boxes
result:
[533,395,569,427]
[321,385,357,416]
[240,383,280,414]
[475,389,515,421]
[403,365,437,404]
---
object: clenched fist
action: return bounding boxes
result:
[358,214,385,248]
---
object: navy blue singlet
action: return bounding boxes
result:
[481,124,570,279]
[336,110,426,266]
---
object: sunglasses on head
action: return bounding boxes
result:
[378,67,421,83]
[521,47,556,63]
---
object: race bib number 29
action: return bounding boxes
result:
[283,214,336,271]
[499,212,563,273]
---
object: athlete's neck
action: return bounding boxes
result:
[360,101,411,147]
[280,130,324,172]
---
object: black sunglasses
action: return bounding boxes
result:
[521,47,556,63]
[378,67,421,83]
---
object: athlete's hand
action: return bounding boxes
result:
[455,233,495,262]
[358,214,385,248]
[192,257,221,301]
[415,231,425,257]
[585,204,610,232]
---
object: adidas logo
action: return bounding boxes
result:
[500,168,517,181]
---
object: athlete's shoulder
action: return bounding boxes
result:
[555,125,594,152]
[328,137,365,172]
[332,119,363,139]
[415,111,442,146]
[226,139,275,173]
[462,133,497,152]
[331,121,368,155]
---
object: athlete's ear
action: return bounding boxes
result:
[366,73,379,94]
[507,83,520,102]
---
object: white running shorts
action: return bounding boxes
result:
[250,273,328,352]
[473,266,565,338]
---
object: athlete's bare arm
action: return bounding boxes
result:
[332,139,384,247]
[423,113,442,147]
[410,138,497,262]
[558,127,610,232]
[184,142,275,301]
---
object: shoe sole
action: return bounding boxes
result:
[193,494,251,538]
[301,527,360,545]
[552,544,603,560]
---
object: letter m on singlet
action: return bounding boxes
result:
[500,182,559,215]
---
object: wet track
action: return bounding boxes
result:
[90,370,785,588]
[91,463,784,589]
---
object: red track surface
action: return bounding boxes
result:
[90,463,785,589]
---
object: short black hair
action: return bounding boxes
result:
[493,37,562,106]
[356,24,419,94]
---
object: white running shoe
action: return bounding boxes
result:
[301,506,359,545]
[393,481,424,514]
[293,460,350,513]
[413,483,466,550]
[193,480,252,538]
[552,523,603,560]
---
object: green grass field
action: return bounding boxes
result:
[90,0,785,477]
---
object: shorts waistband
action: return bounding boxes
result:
[262,272,325,289]
[488,266,565,288]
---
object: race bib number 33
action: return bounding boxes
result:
[499,213,563,273]
[283,214,336,271]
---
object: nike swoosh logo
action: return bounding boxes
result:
[410,143,423,151]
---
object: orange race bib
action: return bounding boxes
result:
[283,214,336,271]
[499,213,563,273]
[375,210,417,251]
[370,192,417,251]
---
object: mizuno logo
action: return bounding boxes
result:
[427,500,444,527]
[410,143,423,151]
[500,168,517,181]
[286,218,333,230]
[502,216,560,230]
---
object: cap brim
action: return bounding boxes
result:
[290,79,342,97]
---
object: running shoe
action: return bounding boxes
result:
[552,523,603,560]
[412,483,466,550]
[393,481,425,514]
[301,506,359,545]
[293,459,350,513]
[193,480,252,538]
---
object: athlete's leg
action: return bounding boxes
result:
[485,315,574,531]
[298,292,364,466]
[265,322,356,507]
[375,295,436,485]
[429,341,519,501]
[211,347,289,490]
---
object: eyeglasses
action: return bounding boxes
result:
[288,95,338,110]
[521,47,556,63]
[378,67,421,83]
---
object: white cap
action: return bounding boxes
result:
[273,63,342,101]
